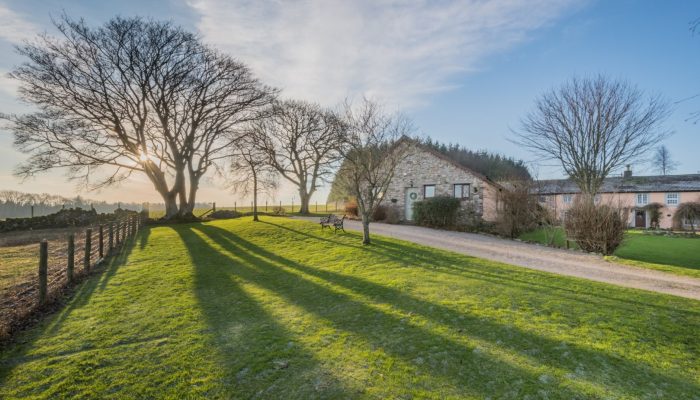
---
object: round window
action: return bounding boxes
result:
[409,192,418,200]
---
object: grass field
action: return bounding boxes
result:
[1,217,698,399]
[520,227,700,278]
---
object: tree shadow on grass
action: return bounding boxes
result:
[0,227,147,386]
[192,223,700,399]
[175,227,357,399]
[268,220,700,318]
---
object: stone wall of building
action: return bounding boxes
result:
[384,142,498,221]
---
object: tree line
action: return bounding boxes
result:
[2,15,412,244]
[0,191,143,219]
[418,137,531,181]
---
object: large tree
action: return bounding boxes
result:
[228,132,278,222]
[513,75,670,196]
[254,100,344,214]
[3,16,274,219]
[651,145,679,175]
[337,99,413,245]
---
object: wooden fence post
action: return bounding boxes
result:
[213,202,216,212]
[67,234,75,284]
[122,218,127,243]
[315,201,318,212]
[84,228,92,272]
[31,205,34,218]
[38,240,48,305]
[265,201,268,212]
[115,221,120,246]
[98,225,104,258]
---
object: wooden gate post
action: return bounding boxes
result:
[67,234,75,284]
[98,225,104,259]
[84,228,92,272]
[38,240,48,305]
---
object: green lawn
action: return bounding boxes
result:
[519,227,578,250]
[1,218,699,399]
[520,227,700,278]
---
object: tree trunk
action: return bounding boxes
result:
[163,191,179,219]
[181,170,199,218]
[361,212,371,245]
[298,190,310,215]
[252,171,259,222]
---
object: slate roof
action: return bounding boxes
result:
[535,174,700,194]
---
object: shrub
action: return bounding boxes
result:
[271,206,286,216]
[495,183,542,238]
[372,205,387,221]
[209,210,241,219]
[564,199,626,255]
[673,202,700,232]
[384,206,401,224]
[413,196,461,228]
[644,202,664,229]
[345,201,359,217]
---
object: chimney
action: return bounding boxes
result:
[623,165,632,178]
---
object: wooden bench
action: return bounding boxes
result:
[320,214,346,232]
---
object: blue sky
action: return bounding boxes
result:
[0,0,698,204]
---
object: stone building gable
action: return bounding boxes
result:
[384,142,497,221]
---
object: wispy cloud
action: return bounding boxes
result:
[0,3,38,44]
[188,0,582,108]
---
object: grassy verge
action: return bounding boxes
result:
[1,218,698,399]
[520,227,700,278]
[518,227,578,250]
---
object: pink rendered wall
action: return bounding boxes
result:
[542,191,700,229]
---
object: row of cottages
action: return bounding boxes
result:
[536,168,700,229]
[384,137,502,222]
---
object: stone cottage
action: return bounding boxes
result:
[385,137,502,222]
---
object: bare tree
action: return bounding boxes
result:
[513,75,670,197]
[228,132,278,222]
[254,100,344,214]
[337,99,413,245]
[652,145,679,175]
[3,16,274,219]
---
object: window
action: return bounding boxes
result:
[453,184,470,199]
[636,193,648,206]
[594,194,601,204]
[538,195,548,203]
[423,185,436,198]
[562,194,573,204]
[665,193,679,206]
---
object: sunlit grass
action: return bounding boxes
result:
[1,217,698,399]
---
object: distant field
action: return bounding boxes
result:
[148,204,345,219]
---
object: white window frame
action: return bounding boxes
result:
[562,194,573,204]
[665,192,679,206]
[423,184,436,198]
[453,183,470,199]
[636,193,648,206]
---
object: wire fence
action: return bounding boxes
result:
[0,214,145,340]
[148,201,347,219]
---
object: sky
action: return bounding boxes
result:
[0,0,698,206]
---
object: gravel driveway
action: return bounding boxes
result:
[295,216,700,300]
